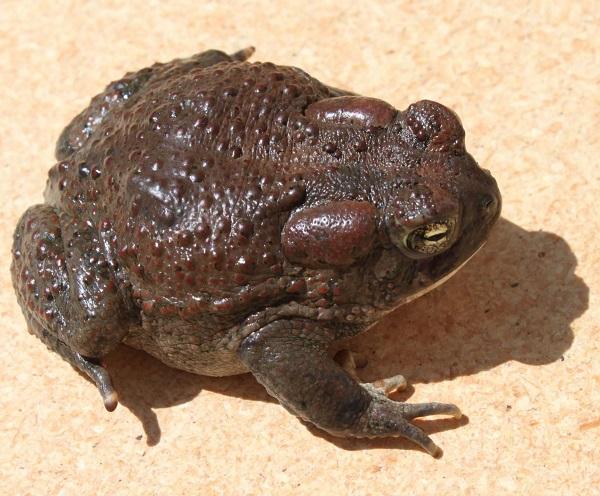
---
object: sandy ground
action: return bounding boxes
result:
[1,1,598,494]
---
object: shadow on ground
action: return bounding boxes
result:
[105,217,589,449]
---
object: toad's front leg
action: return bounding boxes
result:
[239,319,461,457]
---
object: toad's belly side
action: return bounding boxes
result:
[123,320,249,376]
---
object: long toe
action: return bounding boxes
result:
[397,420,443,458]
[371,374,407,395]
[399,402,462,420]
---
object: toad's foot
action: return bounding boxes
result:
[240,319,463,458]
[357,397,462,457]
[25,317,119,411]
[22,317,119,411]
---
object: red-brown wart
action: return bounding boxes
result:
[305,96,397,128]
[282,200,378,268]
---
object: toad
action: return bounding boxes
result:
[11,48,501,457]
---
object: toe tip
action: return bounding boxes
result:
[428,443,443,459]
[103,391,119,412]
[451,406,462,419]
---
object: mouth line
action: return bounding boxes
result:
[405,242,485,304]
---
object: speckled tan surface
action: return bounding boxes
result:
[1,1,598,494]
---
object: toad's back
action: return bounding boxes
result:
[44,52,339,315]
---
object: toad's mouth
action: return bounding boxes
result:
[407,242,485,304]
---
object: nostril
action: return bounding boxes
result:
[480,194,497,214]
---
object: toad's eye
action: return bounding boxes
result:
[403,219,457,256]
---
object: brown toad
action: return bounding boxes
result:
[11,48,501,457]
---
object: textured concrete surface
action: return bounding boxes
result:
[0,1,598,494]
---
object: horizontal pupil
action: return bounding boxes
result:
[424,232,447,242]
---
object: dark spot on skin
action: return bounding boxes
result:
[283,84,300,97]
[223,87,238,97]
[178,231,193,247]
[235,255,256,273]
[36,242,48,260]
[275,112,288,125]
[323,142,337,154]
[234,218,254,238]
[158,207,176,227]
[205,123,219,135]
[277,184,305,211]
[254,83,268,93]
[214,218,231,236]
[354,140,367,152]
[196,221,210,237]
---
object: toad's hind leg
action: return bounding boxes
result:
[240,320,462,457]
[11,205,132,410]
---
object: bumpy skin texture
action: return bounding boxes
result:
[11,48,501,456]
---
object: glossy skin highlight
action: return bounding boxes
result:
[11,48,500,456]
